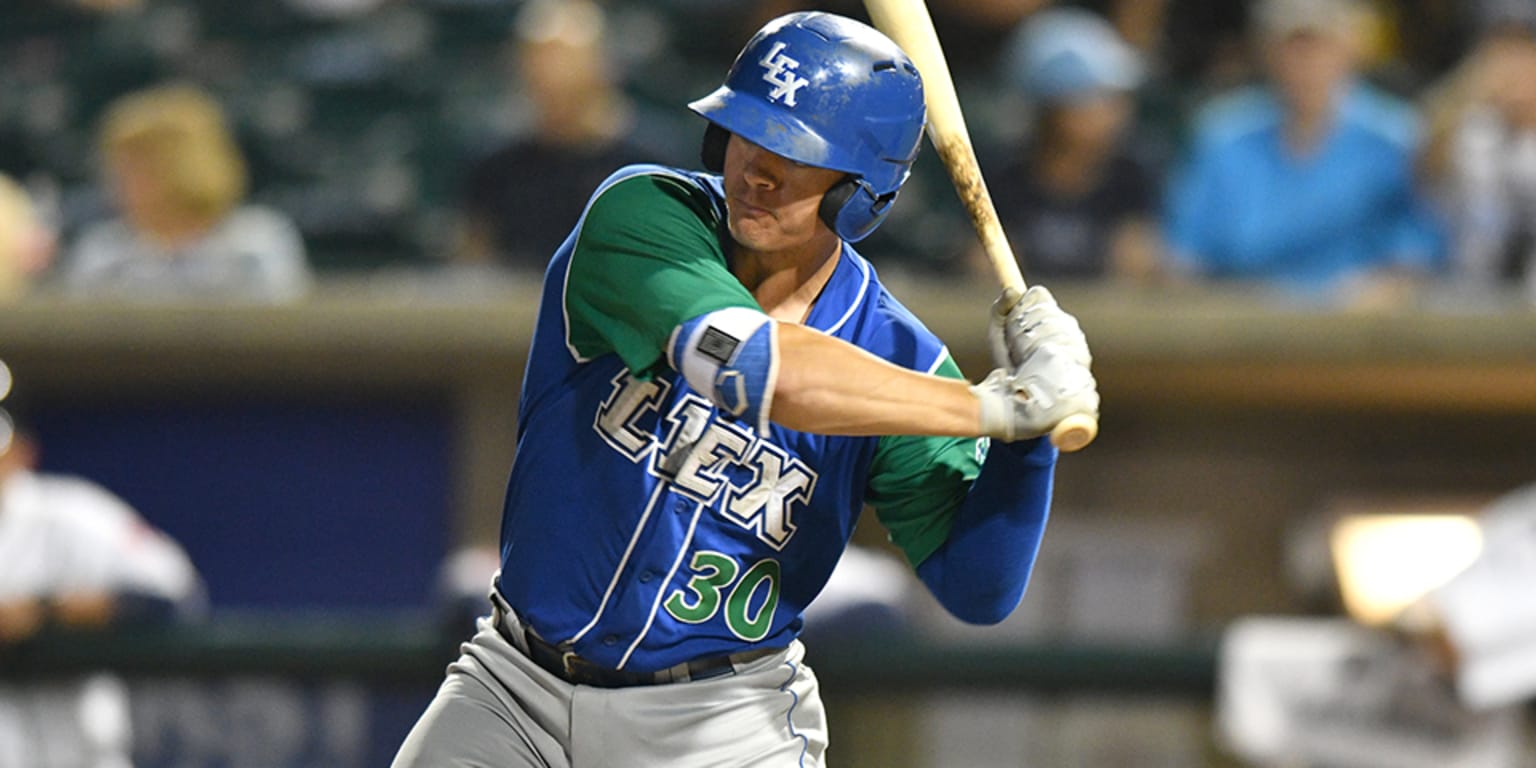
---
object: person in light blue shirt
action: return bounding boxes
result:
[1164,0,1445,301]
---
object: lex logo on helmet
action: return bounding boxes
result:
[758,42,809,107]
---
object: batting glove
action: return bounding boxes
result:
[971,348,1099,442]
[988,286,1092,372]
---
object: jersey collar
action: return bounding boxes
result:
[801,243,871,337]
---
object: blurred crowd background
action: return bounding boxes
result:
[4,0,1536,767]
[2,0,1536,305]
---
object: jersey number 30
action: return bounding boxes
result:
[664,551,781,643]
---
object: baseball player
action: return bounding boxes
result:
[0,361,207,768]
[394,11,1097,767]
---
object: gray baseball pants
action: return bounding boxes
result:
[391,615,828,767]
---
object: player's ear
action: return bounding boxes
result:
[701,124,729,172]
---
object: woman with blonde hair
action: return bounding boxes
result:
[63,84,311,301]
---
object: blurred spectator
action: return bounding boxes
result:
[457,0,660,273]
[990,7,1163,283]
[1218,483,1536,767]
[60,84,311,302]
[1420,0,1536,302]
[0,360,206,768]
[1163,0,1445,304]
[0,175,56,301]
[1421,482,1536,712]
[1218,617,1522,768]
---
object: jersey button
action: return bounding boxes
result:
[602,635,619,646]
[638,570,655,583]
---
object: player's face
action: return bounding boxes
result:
[722,134,845,256]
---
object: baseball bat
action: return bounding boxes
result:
[863,0,1098,452]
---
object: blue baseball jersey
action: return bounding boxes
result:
[498,165,983,673]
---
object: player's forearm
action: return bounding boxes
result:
[916,437,1056,625]
[770,322,980,437]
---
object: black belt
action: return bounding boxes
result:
[490,593,776,688]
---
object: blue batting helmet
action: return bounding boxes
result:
[689,12,926,243]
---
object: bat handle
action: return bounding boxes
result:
[1050,413,1098,453]
[994,284,1025,317]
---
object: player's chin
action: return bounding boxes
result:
[727,216,785,251]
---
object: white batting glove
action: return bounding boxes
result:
[971,348,1099,442]
[988,286,1091,372]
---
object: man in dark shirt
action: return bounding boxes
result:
[991,7,1162,282]
[457,0,660,272]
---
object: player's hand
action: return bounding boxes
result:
[988,286,1091,372]
[0,598,47,644]
[52,592,115,629]
[971,350,1099,442]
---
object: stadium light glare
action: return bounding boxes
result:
[1331,513,1483,627]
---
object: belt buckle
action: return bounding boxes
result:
[562,651,614,686]
[561,651,582,680]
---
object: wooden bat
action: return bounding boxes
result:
[863,0,1098,452]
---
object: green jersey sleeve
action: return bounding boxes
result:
[564,172,761,375]
[867,353,985,567]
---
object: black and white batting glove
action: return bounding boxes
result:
[988,286,1091,373]
[971,348,1099,442]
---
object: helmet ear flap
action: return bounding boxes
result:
[820,177,899,243]
[701,124,729,172]
[706,131,902,242]
[817,177,858,234]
